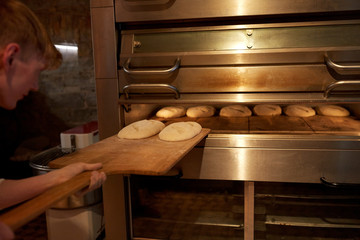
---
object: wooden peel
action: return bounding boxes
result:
[0,171,92,230]
[0,128,210,230]
[49,128,211,176]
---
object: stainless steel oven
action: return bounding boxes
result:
[90,0,360,239]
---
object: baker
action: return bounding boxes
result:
[0,1,106,239]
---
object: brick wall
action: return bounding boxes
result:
[21,0,97,127]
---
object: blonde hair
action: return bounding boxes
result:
[0,0,62,69]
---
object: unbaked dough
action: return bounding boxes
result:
[186,106,215,118]
[253,104,282,116]
[284,105,315,117]
[159,122,202,142]
[156,106,186,119]
[117,119,165,139]
[219,105,252,117]
[316,105,350,117]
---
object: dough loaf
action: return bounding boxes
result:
[220,105,252,117]
[117,119,165,139]
[186,106,215,118]
[156,106,186,119]
[253,104,282,116]
[159,122,202,142]
[284,105,315,117]
[316,105,350,117]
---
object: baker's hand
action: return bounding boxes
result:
[75,170,107,197]
[50,162,106,196]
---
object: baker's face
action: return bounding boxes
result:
[0,54,46,110]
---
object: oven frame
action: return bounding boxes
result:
[90,0,360,239]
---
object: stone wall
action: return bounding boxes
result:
[21,0,98,127]
[0,0,97,176]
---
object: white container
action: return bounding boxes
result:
[46,203,105,240]
[47,121,103,240]
[60,121,99,149]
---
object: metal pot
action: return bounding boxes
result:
[29,146,102,209]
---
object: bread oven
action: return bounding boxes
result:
[90,0,360,239]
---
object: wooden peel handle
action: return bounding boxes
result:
[0,128,211,230]
[0,171,93,230]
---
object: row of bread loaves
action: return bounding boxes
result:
[117,119,202,142]
[117,104,350,141]
[284,105,350,117]
[228,104,350,117]
[155,105,252,118]
[155,106,216,118]
[156,104,350,118]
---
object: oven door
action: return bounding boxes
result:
[119,20,360,102]
[200,134,360,184]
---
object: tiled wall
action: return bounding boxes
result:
[21,0,97,127]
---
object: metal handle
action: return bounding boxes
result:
[320,177,360,189]
[123,84,180,99]
[123,58,181,75]
[325,55,360,75]
[324,80,360,98]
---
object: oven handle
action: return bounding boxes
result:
[123,58,181,75]
[324,80,360,98]
[320,177,360,189]
[123,83,180,99]
[325,55,360,75]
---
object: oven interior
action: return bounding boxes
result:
[128,177,360,240]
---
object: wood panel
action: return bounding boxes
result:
[304,116,360,133]
[249,116,313,133]
[50,128,210,175]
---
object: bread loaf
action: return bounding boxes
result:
[284,105,315,117]
[253,104,282,116]
[220,105,252,117]
[156,106,186,118]
[159,122,202,141]
[316,105,350,117]
[118,119,165,139]
[186,106,216,118]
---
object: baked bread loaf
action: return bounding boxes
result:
[186,106,215,118]
[220,105,252,117]
[253,104,282,116]
[316,105,350,117]
[284,105,315,117]
[156,106,186,118]
[159,122,202,142]
[118,119,165,139]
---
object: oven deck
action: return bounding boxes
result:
[129,115,360,239]
[153,115,360,135]
[150,114,360,184]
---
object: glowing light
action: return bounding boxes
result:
[55,44,78,63]
[55,44,78,53]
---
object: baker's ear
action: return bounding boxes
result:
[2,43,20,71]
